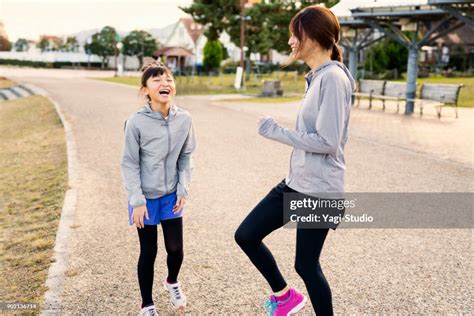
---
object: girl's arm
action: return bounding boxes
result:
[121,119,146,208]
[177,122,196,198]
[258,72,347,155]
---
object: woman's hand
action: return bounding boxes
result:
[257,115,276,137]
[132,205,149,229]
[173,196,186,214]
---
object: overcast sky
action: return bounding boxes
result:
[1,0,193,41]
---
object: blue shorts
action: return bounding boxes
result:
[128,192,183,226]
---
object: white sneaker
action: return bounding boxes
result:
[140,305,158,316]
[163,280,186,311]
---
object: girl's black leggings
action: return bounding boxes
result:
[234,179,333,316]
[137,217,183,308]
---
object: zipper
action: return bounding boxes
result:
[288,105,302,183]
[164,121,171,193]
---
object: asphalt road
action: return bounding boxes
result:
[6,68,473,315]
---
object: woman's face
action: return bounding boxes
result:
[288,32,317,62]
[144,73,176,104]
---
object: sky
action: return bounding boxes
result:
[1,0,193,42]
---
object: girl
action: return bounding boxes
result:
[235,5,355,316]
[121,61,196,315]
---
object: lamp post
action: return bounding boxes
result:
[116,41,123,76]
[114,33,122,77]
[240,0,245,72]
[239,0,254,88]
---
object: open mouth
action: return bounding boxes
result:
[159,89,171,96]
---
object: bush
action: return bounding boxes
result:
[203,40,223,73]
[364,39,408,74]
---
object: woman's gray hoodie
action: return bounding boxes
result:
[258,60,356,195]
[121,104,196,209]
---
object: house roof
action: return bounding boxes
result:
[153,46,194,57]
[180,17,204,44]
[434,23,474,45]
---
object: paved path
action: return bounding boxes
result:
[5,67,473,314]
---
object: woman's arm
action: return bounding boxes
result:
[176,122,196,198]
[258,73,347,155]
[121,119,147,208]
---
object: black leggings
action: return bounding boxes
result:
[235,180,333,316]
[137,217,183,308]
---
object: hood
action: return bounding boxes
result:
[138,103,178,121]
[311,60,356,92]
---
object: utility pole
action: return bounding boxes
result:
[240,0,245,88]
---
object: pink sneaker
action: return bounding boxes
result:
[265,288,307,316]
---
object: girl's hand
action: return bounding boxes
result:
[173,196,186,214]
[132,205,149,229]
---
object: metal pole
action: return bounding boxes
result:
[405,21,419,114]
[240,0,245,87]
[349,29,358,79]
[349,48,357,79]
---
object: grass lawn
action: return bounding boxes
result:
[98,73,473,107]
[0,94,68,309]
[0,76,17,88]
[97,73,306,96]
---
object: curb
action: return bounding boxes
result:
[25,85,78,315]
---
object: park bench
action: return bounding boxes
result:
[408,83,463,118]
[262,80,283,97]
[377,81,407,112]
[353,79,385,109]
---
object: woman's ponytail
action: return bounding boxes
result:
[331,43,343,63]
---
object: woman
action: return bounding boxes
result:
[235,5,355,316]
[121,61,196,315]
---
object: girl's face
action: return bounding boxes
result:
[144,73,176,105]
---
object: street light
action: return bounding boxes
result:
[116,41,123,76]
[114,33,122,77]
[239,0,254,89]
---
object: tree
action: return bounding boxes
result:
[203,40,223,72]
[84,26,117,68]
[183,1,339,54]
[14,38,29,52]
[180,0,239,41]
[364,38,408,75]
[37,37,50,52]
[122,30,158,69]
[51,37,64,51]
[0,37,11,51]
[227,2,273,57]
[64,36,79,52]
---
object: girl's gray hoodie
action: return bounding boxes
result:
[258,60,356,196]
[121,104,196,209]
